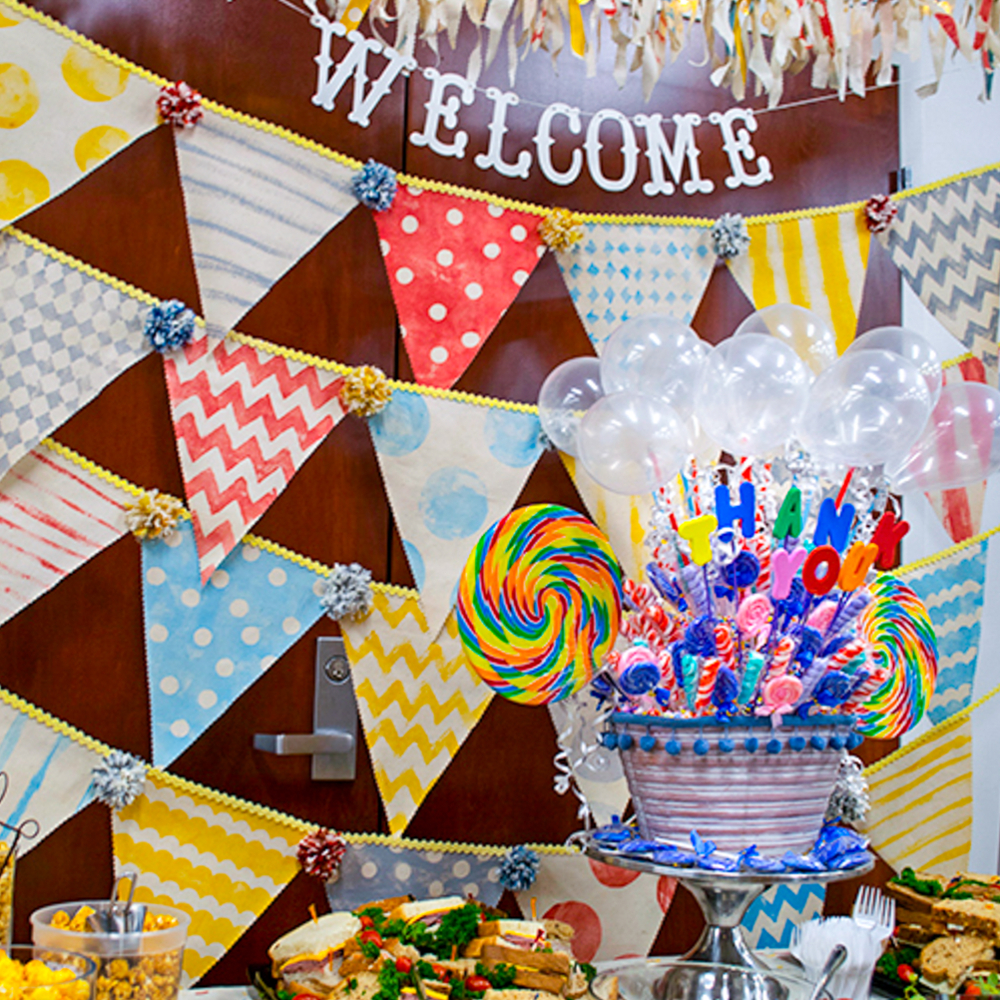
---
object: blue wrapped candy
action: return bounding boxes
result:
[780,851,825,872]
[738,846,785,874]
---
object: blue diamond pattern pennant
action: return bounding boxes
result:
[142,520,326,766]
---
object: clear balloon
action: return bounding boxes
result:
[636,335,710,418]
[887,382,1000,492]
[537,357,604,456]
[798,348,932,468]
[687,414,720,464]
[578,391,689,495]
[734,304,838,375]
[600,315,703,397]
[693,334,812,458]
[847,325,943,405]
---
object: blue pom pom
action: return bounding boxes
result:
[144,300,196,353]
[602,732,618,749]
[618,733,634,750]
[744,736,759,753]
[810,734,827,750]
[719,737,734,753]
[499,845,540,892]
[766,738,782,754]
[693,738,710,755]
[829,734,846,750]
[639,734,657,752]
[666,738,682,755]
[847,731,864,749]
[352,159,398,211]
[789,735,806,751]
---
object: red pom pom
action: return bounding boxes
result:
[297,828,347,881]
[157,81,203,128]
[864,194,898,233]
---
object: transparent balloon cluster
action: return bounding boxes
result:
[537,306,1000,496]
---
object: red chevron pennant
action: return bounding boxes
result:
[163,331,346,583]
[374,187,545,389]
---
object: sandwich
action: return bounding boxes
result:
[389,897,470,931]
[269,911,362,994]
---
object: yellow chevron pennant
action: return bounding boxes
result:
[112,772,301,985]
[728,209,872,354]
[864,713,972,876]
[341,591,493,835]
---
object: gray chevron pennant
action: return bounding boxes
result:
[879,169,1000,382]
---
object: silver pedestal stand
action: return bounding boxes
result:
[583,834,872,1000]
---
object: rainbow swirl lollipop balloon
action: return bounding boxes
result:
[457,504,623,705]
[855,575,938,738]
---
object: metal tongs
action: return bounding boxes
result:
[87,870,147,934]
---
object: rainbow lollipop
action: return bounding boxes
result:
[854,575,938,738]
[457,504,623,705]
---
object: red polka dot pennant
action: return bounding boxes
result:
[374,187,546,389]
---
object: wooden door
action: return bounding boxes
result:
[1,0,899,974]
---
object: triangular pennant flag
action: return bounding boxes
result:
[553,222,715,353]
[374,187,546,388]
[174,108,358,332]
[741,883,826,949]
[0,443,130,626]
[878,168,1000,382]
[560,453,653,582]
[326,840,504,912]
[0,694,100,849]
[141,520,326,766]
[113,772,300,985]
[163,328,346,583]
[728,209,871,354]
[0,3,158,223]
[0,232,149,480]
[898,538,989,724]
[924,357,990,540]
[513,853,670,961]
[341,590,494,835]
[865,714,973,875]
[368,388,543,640]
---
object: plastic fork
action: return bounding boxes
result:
[852,884,895,941]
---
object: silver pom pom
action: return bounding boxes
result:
[711,213,751,259]
[92,751,146,810]
[321,562,374,621]
[825,752,870,825]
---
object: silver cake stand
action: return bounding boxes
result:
[583,834,872,1000]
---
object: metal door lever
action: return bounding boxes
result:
[253,731,354,755]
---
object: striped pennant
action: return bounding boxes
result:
[741,883,826,949]
[878,168,1000,383]
[727,209,871,354]
[340,590,493,835]
[553,223,715,353]
[0,444,130,627]
[898,538,989,725]
[112,772,300,985]
[0,695,100,850]
[174,109,357,333]
[0,232,149,481]
[560,453,653,584]
[163,328,346,584]
[865,713,973,875]
[925,357,990,541]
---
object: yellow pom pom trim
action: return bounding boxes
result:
[124,489,185,540]
[539,208,584,253]
[340,364,392,417]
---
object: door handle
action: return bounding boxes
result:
[252,636,358,780]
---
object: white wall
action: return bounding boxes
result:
[896,50,1000,872]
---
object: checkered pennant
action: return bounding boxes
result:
[553,222,716,352]
[0,234,149,480]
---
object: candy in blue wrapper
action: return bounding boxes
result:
[825,850,872,870]
[690,830,717,858]
[814,670,853,707]
[780,851,826,872]
[813,823,869,863]
[670,642,687,689]
[698,854,740,871]
[685,616,718,657]
[732,551,760,588]
[654,686,673,708]
[738,846,786,873]
[712,667,740,710]
[590,674,614,704]
[647,563,687,610]
[819,633,854,659]
[652,846,697,866]
[620,838,663,855]
[618,653,662,696]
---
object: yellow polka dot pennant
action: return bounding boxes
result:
[0,1,158,222]
[112,771,301,985]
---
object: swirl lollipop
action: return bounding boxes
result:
[854,576,938,738]
[457,504,623,705]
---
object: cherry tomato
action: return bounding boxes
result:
[431,965,449,980]
[465,977,491,992]
[360,930,383,947]
[395,957,413,974]
[963,984,983,996]
[360,916,375,930]
[897,965,917,984]
[292,994,320,1000]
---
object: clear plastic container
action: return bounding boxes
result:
[3,945,96,1000]
[30,903,189,1000]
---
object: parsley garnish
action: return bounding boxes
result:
[430,903,481,959]
[578,964,597,985]
[476,962,517,989]
[360,939,381,961]
[374,962,403,1000]
[349,979,359,992]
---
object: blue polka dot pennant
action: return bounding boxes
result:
[369,389,544,647]
[141,520,326,766]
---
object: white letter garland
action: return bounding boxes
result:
[0,442,130,627]
[340,590,494,835]
[368,388,544,643]
[162,328,347,584]
[553,222,716,353]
